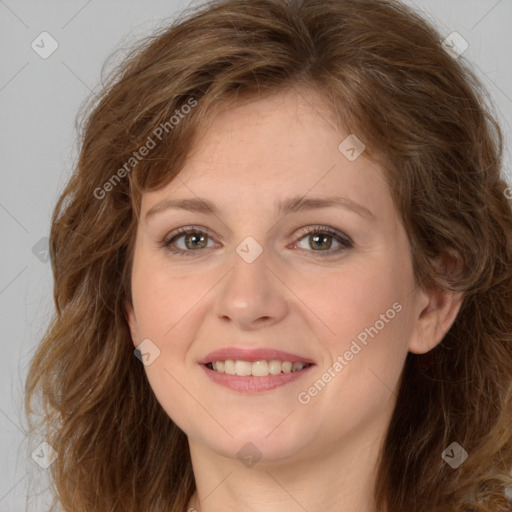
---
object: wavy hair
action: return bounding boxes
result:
[25,0,512,510]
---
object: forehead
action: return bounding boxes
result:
[141,90,395,223]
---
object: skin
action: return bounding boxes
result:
[124,88,463,512]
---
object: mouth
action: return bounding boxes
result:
[200,359,315,393]
[198,347,316,392]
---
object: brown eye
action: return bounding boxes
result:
[163,227,216,256]
[293,226,353,256]
[182,231,208,250]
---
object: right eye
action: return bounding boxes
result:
[162,226,218,256]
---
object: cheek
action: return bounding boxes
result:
[303,255,413,400]
[131,250,202,337]
[131,263,207,429]
[296,258,405,346]
[323,263,414,403]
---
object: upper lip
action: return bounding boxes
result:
[198,347,316,365]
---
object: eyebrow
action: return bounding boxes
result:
[144,195,376,222]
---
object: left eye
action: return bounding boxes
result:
[293,226,353,255]
[162,225,353,257]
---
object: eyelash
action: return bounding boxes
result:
[161,225,353,258]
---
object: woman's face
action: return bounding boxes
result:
[125,89,441,465]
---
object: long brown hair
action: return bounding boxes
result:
[25,0,512,510]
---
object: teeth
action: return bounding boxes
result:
[235,360,252,376]
[209,359,308,376]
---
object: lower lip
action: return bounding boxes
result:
[200,364,315,392]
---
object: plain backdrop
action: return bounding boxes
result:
[0,0,511,510]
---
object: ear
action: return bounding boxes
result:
[408,253,464,354]
[123,299,140,348]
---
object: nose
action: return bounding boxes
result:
[212,242,289,331]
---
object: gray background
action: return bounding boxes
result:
[1,0,511,510]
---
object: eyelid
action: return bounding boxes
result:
[294,225,353,245]
[162,225,215,240]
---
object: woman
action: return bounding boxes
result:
[25,0,512,511]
